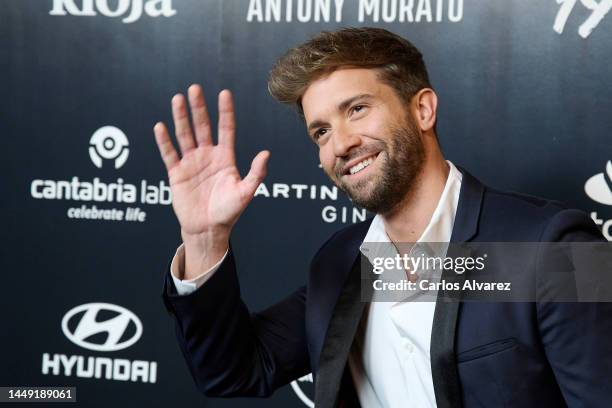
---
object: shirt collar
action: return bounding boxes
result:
[359,160,463,263]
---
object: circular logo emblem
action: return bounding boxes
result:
[290,373,314,407]
[61,303,142,352]
[89,126,130,169]
[585,160,612,205]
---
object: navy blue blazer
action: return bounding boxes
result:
[162,168,612,407]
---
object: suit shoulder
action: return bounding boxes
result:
[310,218,372,264]
[484,186,567,214]
[479,186,600,241]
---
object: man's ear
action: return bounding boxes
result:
[412,88,438,132]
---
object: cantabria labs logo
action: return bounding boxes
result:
[585,160,612,241]
[554,0,612,38]
[290,373,314,407]
[42,303,158,383]
[30,125,171,222]
[49,0,176,24]
[89,126,130,169]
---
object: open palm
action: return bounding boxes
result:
[154,85,269,238]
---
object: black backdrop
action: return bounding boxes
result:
[2,0,612,407]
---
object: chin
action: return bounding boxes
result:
[346,189,381,211]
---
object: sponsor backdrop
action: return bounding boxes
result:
[2,0,611,407]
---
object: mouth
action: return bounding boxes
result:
[341,152,381,178]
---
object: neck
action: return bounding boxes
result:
[381,139,449,243]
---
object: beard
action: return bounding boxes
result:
[325,115,425,214]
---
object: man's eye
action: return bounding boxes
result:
[350,105,366,115]
[313,128,328,140]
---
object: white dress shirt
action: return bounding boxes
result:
[170,161,463,408]
[349,161,462,408]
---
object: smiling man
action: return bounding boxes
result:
[299,67,441,234]
[304,69,428,216]
[156,28,611,407]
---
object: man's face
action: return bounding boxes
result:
[301,68,425,214]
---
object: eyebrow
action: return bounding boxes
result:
[307,93,374,133]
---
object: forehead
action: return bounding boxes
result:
[301,68,392,121]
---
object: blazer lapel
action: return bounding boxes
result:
[313,167,486,408]
[430,167,485,408]
[315,254,375,408]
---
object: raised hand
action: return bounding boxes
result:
[154,84,270,278]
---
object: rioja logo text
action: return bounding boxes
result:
[49,0,176,24]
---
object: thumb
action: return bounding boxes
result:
[239,150,270,200]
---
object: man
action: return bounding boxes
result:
[155,28,611,407]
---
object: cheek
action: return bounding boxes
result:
[319,148,335,173]
[356,114,389,140]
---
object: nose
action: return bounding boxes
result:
[332,124,361,157]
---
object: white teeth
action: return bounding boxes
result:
[349,156,375,175]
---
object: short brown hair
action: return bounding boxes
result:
[268,27,432,115]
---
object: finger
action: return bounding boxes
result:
[240,150,270,199]
[218,89,236,151]
[153,122,180,172]
[188,84,213,146]
[171,93,196,154]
